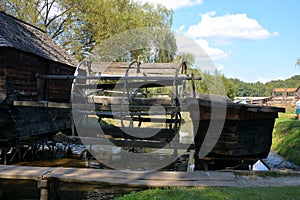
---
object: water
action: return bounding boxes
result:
[1,179,145,200]
[3,143,180,199]
[4,142,300,199]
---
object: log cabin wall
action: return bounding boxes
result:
[0,49,6,103]
[0,11,77,105]
[1,47,75,104]
[47,62,74,102]
[4,48,40,103]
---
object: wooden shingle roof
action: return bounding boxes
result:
[0,11,78,67]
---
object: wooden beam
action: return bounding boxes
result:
[97,112,185,124]
[75,81,175,90]
[36,75,202,81]
[90,96,172,105]
[13,101,71,108]
[72,125,177,141]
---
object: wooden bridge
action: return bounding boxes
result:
[0,165,238,199]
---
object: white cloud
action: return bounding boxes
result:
[187,11,279,43]
[195,38,229,61]
[215,64,225,71]
[133,0,203,10]
[177,25,186,33]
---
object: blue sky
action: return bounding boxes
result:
[135,0,300,83]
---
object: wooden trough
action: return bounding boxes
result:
[186,94,285,170]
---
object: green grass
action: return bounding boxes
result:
[117,186,300,200]
[272,112,300,165]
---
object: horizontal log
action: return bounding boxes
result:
[91,62,180,70]
[92,105,185,112]
[75,79,179,90]
[73,125,177,141]
[13,101,71,108]
[96,112,185,124]
[36,75,202,81]
[90,96,172,106]
[103,68,178,75]
[75,136,190,149]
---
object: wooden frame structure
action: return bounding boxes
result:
[55,60,202,149]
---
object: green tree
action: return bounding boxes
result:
[0,0,76,40]
[0,0,176,61]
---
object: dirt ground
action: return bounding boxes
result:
[237,175,300,187]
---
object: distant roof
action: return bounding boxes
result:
[0,11,78,67]
[273,88,297,92]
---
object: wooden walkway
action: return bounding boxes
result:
[0,165,238,199]
[0,165,237,187]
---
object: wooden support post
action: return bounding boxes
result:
[191,73,196,98]
[38,179,49,200]
[0,179,2,199]
[3,149,7,165]
[187,150,195,172]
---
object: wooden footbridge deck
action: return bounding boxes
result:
[0,165,238,199]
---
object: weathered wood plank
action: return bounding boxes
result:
[0,165,238,187]
[91,79,177,90]
[97,112,184,124]
[91,96,172,106]
[92,104,184,112]
[90,62,181,74]
[0,165,53,180]
[13,101,71,108]
[72,125,177,141]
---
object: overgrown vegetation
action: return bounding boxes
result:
[230,75,300,97]
[117,186,300,200]
[272,111,300,166]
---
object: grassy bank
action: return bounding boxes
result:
[272,111,300,165]
[117,186,300,200]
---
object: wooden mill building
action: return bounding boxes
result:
[0,11,77,145]
[272,88,297,99]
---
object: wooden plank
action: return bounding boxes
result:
[92,105,185,112]
[46,168,236,181]
[13,101,71,108]
[0,165,52,180]
[90,96,172,106]
[93,79,177,90]
[37,75,201,81]
[14,101,48,107]
[79,137,169,148]
[45,168,238,187]
[103,69,178,75]
[97,112,185,124]
[90,62,180,72]
[75,136,190,149]
[0,165,239,187]
[71,126,177,141]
